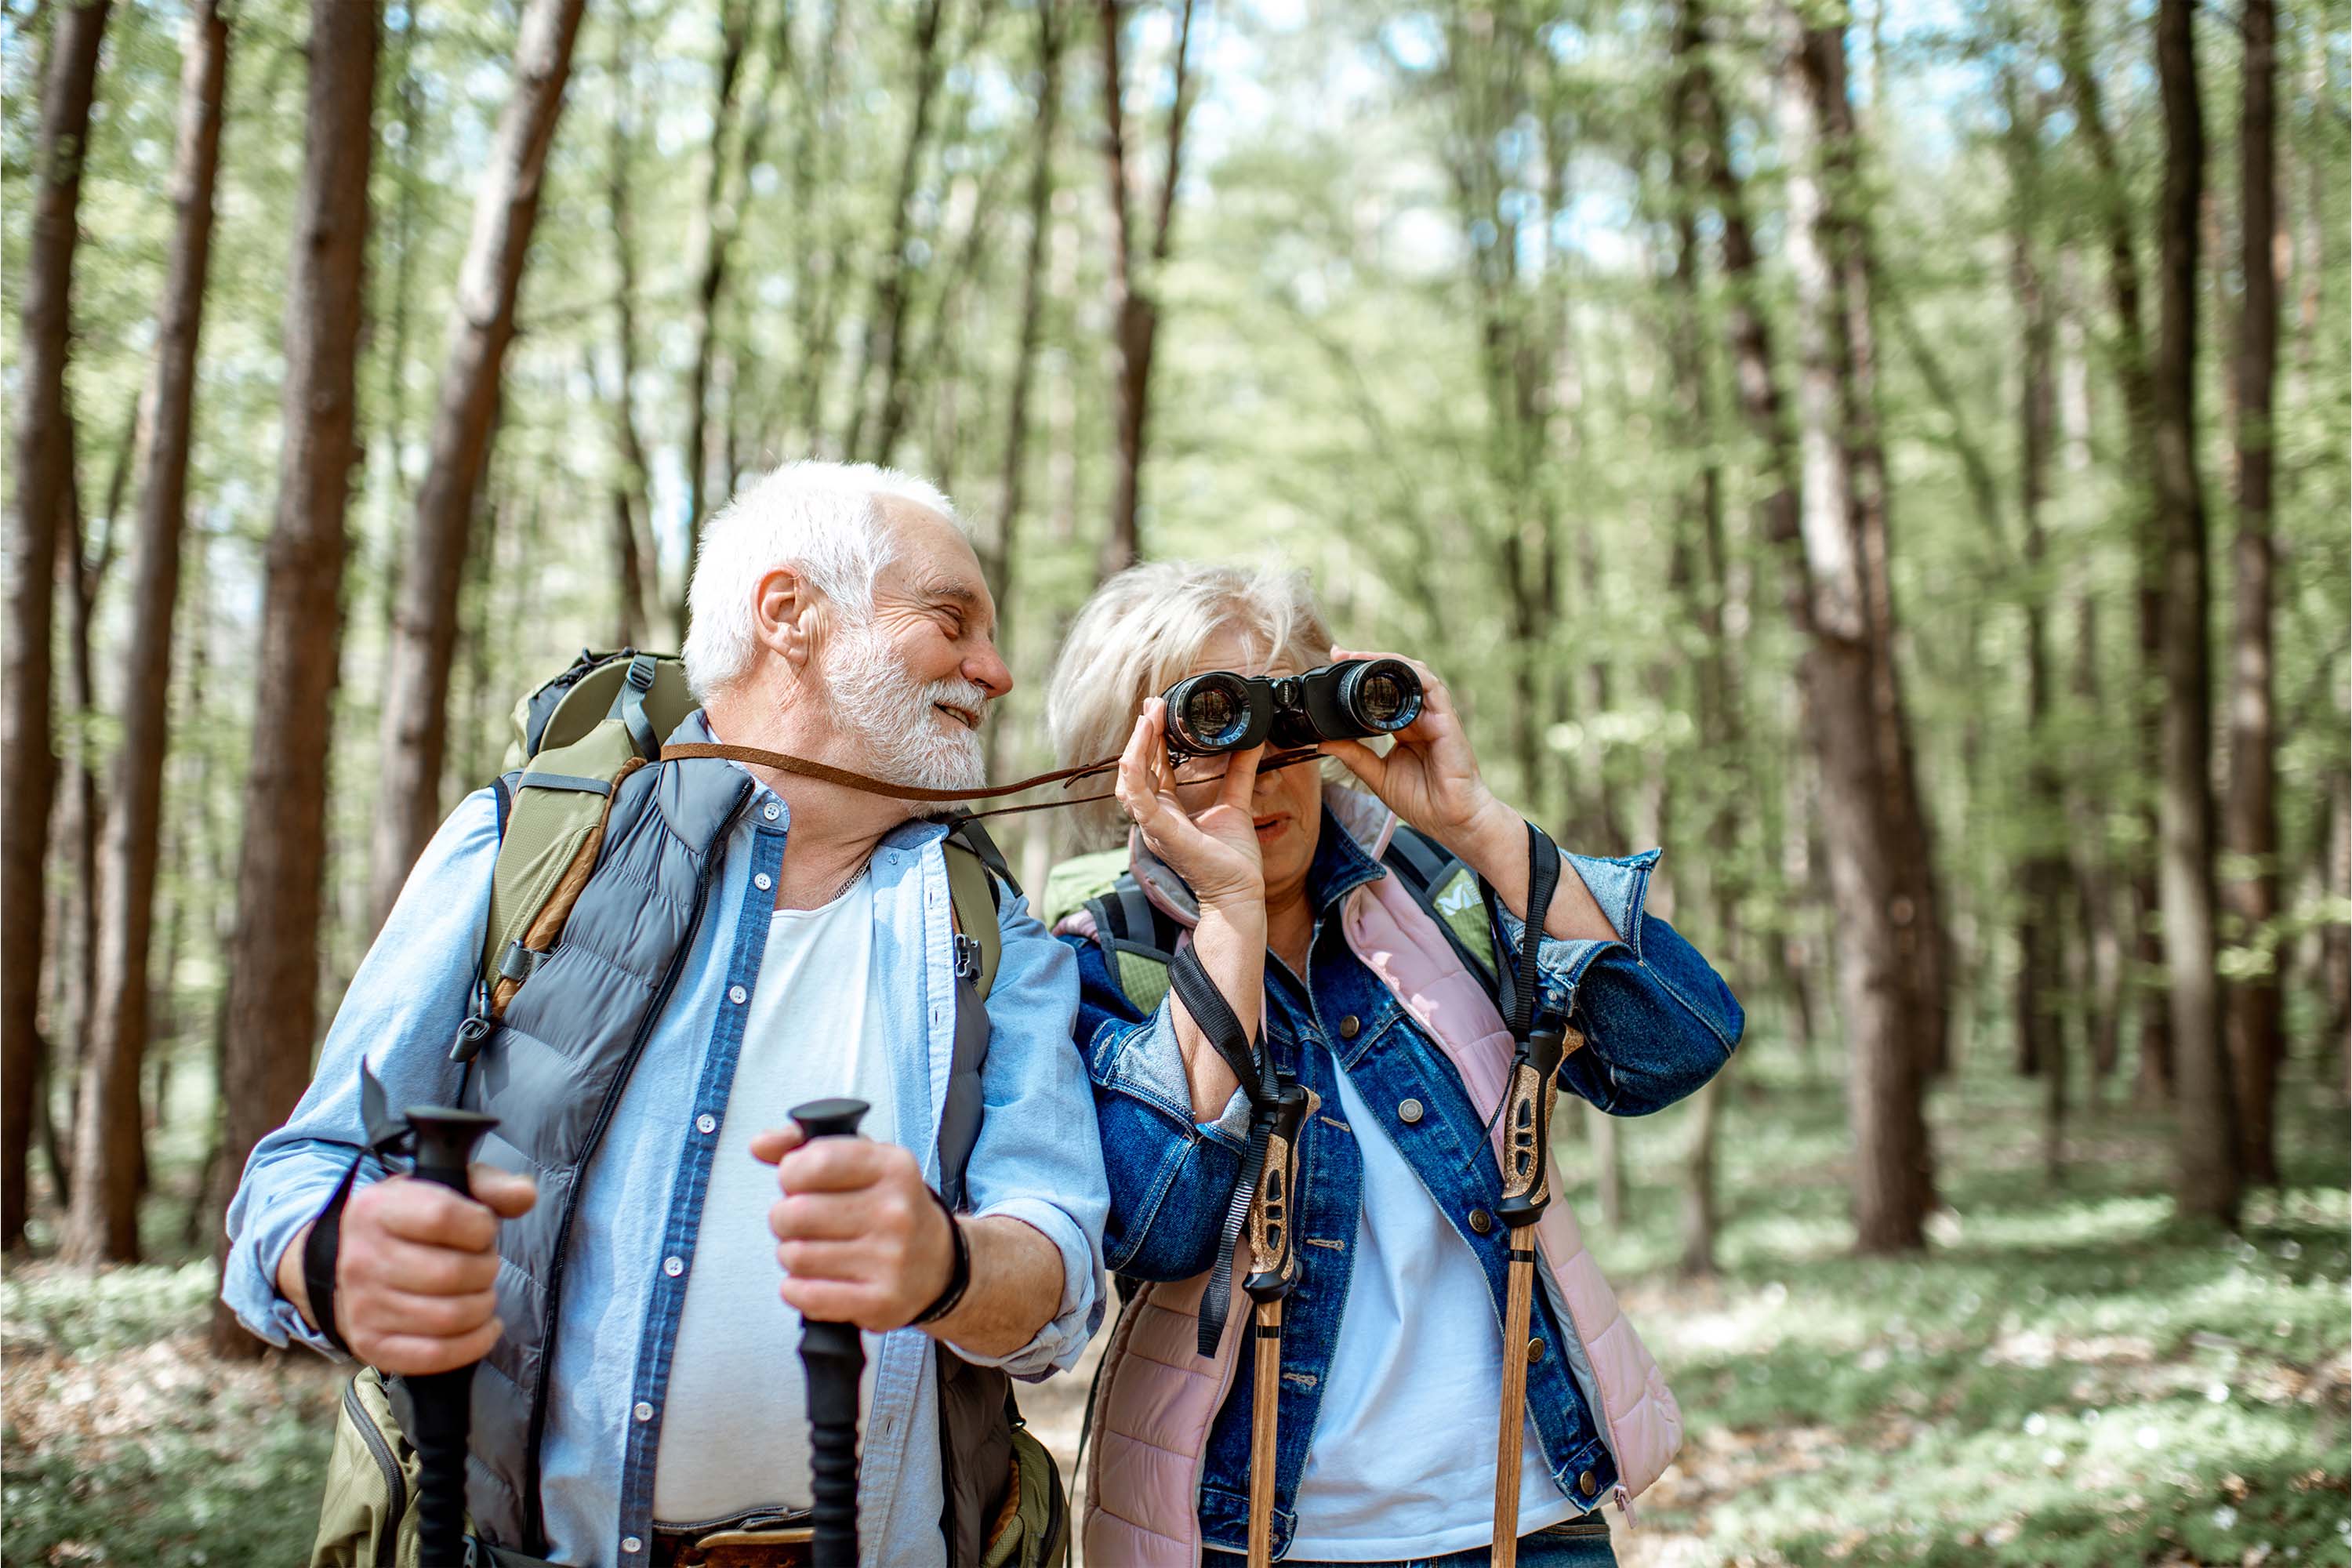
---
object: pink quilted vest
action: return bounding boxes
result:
[1067,799,1684,1566]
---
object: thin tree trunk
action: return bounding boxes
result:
[1096,0,1198,578]
[64,0,228,1265]
[370,0,586,930]
[211,0,379,1357]
[2151,0,2236,1227]
[604,6,655,647]
[2224,0,2281,1188]
[2324,766,2350,1083]
[846,0,950,466]
[674,0,753,639]
[3,0,111,1252]
[790,0,853,455]
[1779,2,1933,1251]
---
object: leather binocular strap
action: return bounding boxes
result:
[660,741,1117,804]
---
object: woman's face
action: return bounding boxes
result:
[1160,626,1324,907]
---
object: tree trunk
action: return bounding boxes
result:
[2324,766,2350,1082]
[210,0,379,1357]
[603,9,655,648]
[1778,3,1934,1251]
[369,0,586,929]
[3,0,111,1252]
[2151,0,2236,1227]
[1096,0,1199,578]
[63,0,227,1265]
[2223,0,2281,1188]
[844,0,949,468]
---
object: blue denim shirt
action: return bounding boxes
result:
[1067,808,1741,1559]
[225,734,1110,1568]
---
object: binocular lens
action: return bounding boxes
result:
[1171,673,1255,751]
[1341,659,1422,733]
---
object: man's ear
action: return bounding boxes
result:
[751,565,819,672]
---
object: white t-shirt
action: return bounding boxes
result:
[652,871,898,1525]
[1282,1061,1578,1560]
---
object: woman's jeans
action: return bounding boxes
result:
[1204,1513,1617,1567]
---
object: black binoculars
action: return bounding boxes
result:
[1160,658,1424,764]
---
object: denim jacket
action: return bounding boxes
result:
[225,724,1109,1568]
[1065,794,1741,1559]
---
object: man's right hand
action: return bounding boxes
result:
[275,1165,537,1374]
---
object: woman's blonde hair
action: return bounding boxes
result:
[1045,561,1335,845]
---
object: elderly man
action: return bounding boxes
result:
[223,462,1107,1568]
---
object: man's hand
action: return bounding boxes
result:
[275,1166,537,1375]
[750,1126,956,1332]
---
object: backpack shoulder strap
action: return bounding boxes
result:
[1381,825,1499,995]
[942,838,1002,1000]
[1081,877,1181,1018]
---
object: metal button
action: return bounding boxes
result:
[1338,1014,1360,1040]
[1469,1208,1493,1234]
[633,1401,654,1422]
[622,1537,644,1555]
[728,984,748,1004]
[696,1113,717,1134]
[1528,1337,1547,1364]
[763,803,781,821]
[1577,1470,1596,1497]
[663,1256,684,1277]
[1398,1098,1424,1123]
[754,873,772,891]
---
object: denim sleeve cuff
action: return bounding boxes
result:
[220,1166,350,1362]
[1492,847,1661,1014]
[1091,1001,1252,1152]
[960,1195,1102,1380]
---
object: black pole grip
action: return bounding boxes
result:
[791,1097,869,1568]
[401,1105,499,1568]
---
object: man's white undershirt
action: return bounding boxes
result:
[652,871,896,1526]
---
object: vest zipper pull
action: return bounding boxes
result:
[449,1014,492,1065]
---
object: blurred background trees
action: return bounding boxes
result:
[0,0,2347,1546]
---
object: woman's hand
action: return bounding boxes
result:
[1317,647,1518,862]
[1115,699,1268,914]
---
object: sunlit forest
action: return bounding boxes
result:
[3,0,2347,1562]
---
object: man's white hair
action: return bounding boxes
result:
[681,459,963,699]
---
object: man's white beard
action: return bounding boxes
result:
[823,620,989,793]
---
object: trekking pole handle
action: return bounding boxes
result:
[1494,1028,1565,1227]
[1243,1081,1316,1304]
[400,1105,500,1568]
[790,1098,870,1568]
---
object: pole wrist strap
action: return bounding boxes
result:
[1169,944,1280,1356]
[300,1152,367,1356]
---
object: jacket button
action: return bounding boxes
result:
[1577,1469,1596,1496]
[1338,1014,1360,1039]
[1468,1208,1493,1234]
[1528,1337,1546,1363]
[1397,1098,1424,1123]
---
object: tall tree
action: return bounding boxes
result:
[1778,1,1936,1250]
[2,0,111,1251]
[2152,0,2237,1225]
[1096,0,1200,576]
[604,5,656,648]
[846,0,951,467]
[62,0,229,1264]
[369,0,588,928]
[2055,0,2172,1102]
[211,0,380,1355]
[2224,0,2282,1186]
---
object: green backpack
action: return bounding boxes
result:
[310,649,1066,1568]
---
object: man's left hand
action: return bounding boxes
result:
[750,1124,955,1331]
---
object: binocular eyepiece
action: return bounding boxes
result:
[1161,658,1424,764]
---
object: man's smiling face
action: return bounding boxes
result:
[816,499,1011,791]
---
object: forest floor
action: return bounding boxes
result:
[2,1047,2345,1568]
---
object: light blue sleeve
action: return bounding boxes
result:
[219,789,503,1355]
[953,889,1112,1380]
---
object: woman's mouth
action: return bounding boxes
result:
[1253,812,1287,838]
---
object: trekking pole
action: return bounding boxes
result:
[401,1103,502,1568]
[1243,1077,1315,1568]
[790,1097,871,1568]
[1489,1022,1566,1568]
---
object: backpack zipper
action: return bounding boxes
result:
[343,1376,409,1568]
[517,782,749,1552]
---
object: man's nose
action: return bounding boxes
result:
[967,644,1013,700]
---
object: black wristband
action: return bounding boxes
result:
[909,1188,971,1327]
[301,1156,365,1355]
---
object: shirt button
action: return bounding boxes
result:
[1528,1337,1547,1364]
[663,1256,684,1277]
[696,1112,717,1134]
[622,1536,644,1555]
[1338,1015,1360,1040]
[633,1401,654,1422]
[728,984,748,1004]
[763,803,781,821]
[1397,1098,1424,1124]
[1468,1208,1494,1234]
[755,873,772,891]
[1578,1470,1597,1497]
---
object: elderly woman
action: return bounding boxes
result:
[1042,564,1742,1568]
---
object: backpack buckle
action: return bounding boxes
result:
[953,932,982,985]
